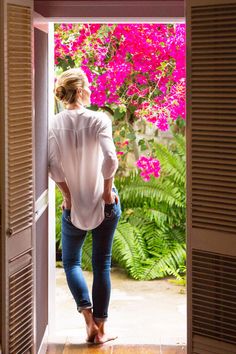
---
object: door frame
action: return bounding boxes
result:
[47,16,186,338]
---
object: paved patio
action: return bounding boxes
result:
[53,267,187,346]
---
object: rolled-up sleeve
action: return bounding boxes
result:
[98,117,119,180]
[48,129,65,182]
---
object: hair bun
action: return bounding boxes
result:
[55,85,66,100]
[54,68,88,105]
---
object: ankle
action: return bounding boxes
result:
[96,322,105,335]
[81,309,94,325]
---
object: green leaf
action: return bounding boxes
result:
[114,108,126,120]
[138,139,145,146]
[127,133,136,140]
[128,105,137,114]
[140,144,147,151]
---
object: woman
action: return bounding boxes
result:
[48,68,121,345]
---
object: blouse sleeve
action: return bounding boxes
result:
[98,116,119,180]
[48,129,65,182]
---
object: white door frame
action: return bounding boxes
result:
[47,16,185,337]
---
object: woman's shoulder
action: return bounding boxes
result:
[50,108,111,131]
[49,110,66,129]
[75,108,111,131]
[89,109,111,127]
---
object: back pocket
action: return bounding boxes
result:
[105,202,118,219]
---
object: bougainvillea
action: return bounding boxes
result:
[136,156,161,182]
[54,23,186,180]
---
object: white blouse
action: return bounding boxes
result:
[48,107,119,230]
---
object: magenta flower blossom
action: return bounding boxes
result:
[55,23,186,182]
[136,156,161,181]
[54,24,186,125]
[156,114,169,131]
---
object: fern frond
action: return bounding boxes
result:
[138,243,186,280]
[112,220,148,272]
[172,132,186,157]
[154,143,185,186]
[120,178,183,209]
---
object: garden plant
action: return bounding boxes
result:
[54,23,186,282]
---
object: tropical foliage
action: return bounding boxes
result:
[56,129,186,281]
[54,23,187,282]
[112,129,186,281]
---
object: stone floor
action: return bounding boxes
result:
[52,267,187,347]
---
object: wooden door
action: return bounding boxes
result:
[0,0,35,353]
[186,0,236,353]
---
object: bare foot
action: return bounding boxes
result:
[81,309,98,343]
[94,333,118,345]
[86,324,98,343]
[93,320,118,345]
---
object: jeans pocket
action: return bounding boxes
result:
[104,203,115,219]
[63,209,72,224]
[103,187,121,220]
[104,200,121,220]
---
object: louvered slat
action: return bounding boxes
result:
[191,2,236,234]
[5,4,34,354]
[9,261,33,353]
[192,249,236,346]
[7,0,33,237]
[7,3,33,236]
[188,2,236,353]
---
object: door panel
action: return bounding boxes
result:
[186,0,236,352]
[0,0,35,353]
[7,2,34,236]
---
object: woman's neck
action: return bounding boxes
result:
[66,101,84,110]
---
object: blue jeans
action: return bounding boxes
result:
[61,187,122,323]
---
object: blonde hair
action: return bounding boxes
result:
[54,68,89,105]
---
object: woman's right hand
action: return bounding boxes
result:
[61,196,71,210]
[102,191,118,205]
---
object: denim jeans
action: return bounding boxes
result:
[61,186,122,323]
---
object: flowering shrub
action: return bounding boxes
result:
[136,156,161,182]
[54,23,186,180]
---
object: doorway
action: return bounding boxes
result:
[49,19,187,344]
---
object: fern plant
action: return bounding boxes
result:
[111,131,186,281]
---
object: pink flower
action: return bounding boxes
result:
[136,155,161,181]
[54,23,186,123]
[156,114,169,131]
